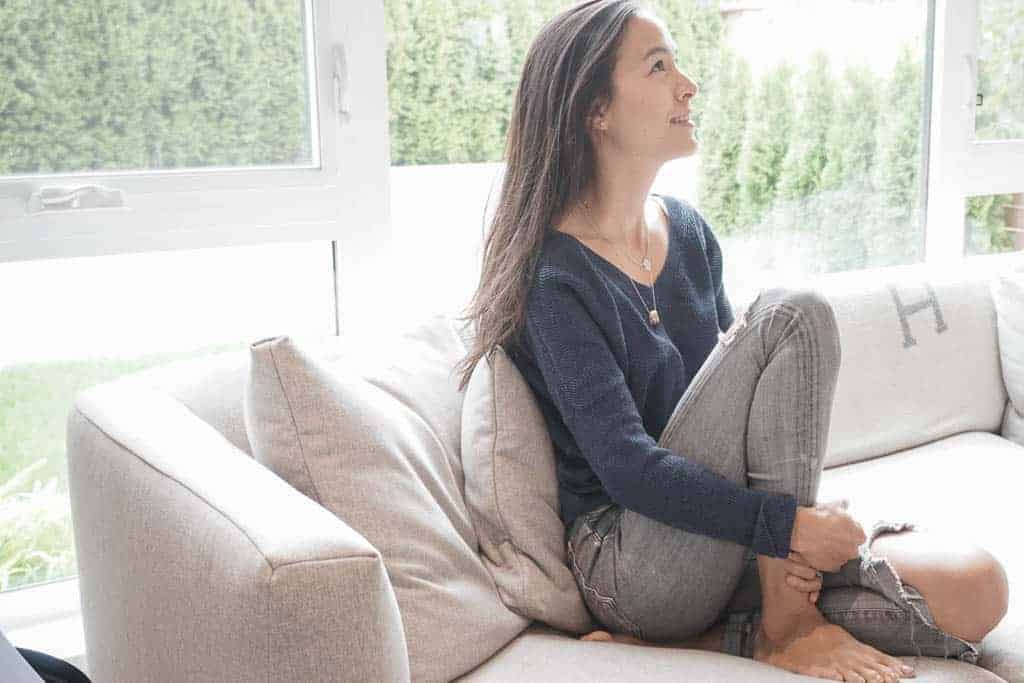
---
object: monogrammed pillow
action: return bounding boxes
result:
[244,335,529,682]
[460,344,596,634]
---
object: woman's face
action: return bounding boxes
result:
[589,13,699,163]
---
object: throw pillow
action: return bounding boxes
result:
[461,344,596,634]
[243,336,529,683]
[992,270,1024,445]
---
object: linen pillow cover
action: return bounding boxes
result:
[243,335,529,683]
[461,344,596,634]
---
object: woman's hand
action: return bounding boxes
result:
[790,498,867,573]
[785,550,823,604]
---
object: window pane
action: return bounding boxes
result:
[382,0,928,326]
[975,0,1024,141]
[0,0,315,177]
[0,242,335,592]
[383,0,578,327]
[965,192,1024,256]
[696,0,928,302]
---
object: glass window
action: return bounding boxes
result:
[965,192,1024,256]
[382,0,930,318]
[383,0,579,325]
[696,0,928,302]
[975,0,1024,141]
[0,0,314,177]
[0,242,334,592]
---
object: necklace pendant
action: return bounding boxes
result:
[641,257,651,271]
[649,309,660,326]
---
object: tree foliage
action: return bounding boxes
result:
[0,0,310,175]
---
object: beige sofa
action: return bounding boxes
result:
[67,263,1023,682]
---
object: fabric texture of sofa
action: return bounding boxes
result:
[66,262,1023,682]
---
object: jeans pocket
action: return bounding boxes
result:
[567,509,644,639]
[585,584,644,640]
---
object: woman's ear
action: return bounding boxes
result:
[587,97,609,133]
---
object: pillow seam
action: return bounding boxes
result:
[489,348,528,610]
[267,342,325,505]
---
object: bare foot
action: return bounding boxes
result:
[580,622,727,653]
[752,610,916,681]
[580,629,646,645]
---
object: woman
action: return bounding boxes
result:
[453,1,1009,680]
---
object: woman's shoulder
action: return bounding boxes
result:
[529,249,601,307]
[526,236,617,324]
[651,192,702,228]
[653,193,719,254]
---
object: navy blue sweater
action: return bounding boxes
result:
[507,193,797,559]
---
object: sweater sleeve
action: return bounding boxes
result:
[524,274,798,558]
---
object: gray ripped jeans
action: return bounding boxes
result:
[566,287,981,662]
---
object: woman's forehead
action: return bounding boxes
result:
[620,14,677,64]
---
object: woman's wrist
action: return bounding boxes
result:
[790,505,813,554]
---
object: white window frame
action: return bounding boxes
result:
[0,0,392,269]
[925,0,1024,268]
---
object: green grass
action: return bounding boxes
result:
[0,341,247,591]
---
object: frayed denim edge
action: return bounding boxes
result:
[858,519,982,664]
[724,519,983,663]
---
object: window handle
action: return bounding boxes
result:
[963,52,978,111]
[333,43,351,126]
[27,184,126,214]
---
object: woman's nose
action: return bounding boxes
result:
[677,75,698,101]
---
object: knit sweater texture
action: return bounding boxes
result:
[506,193,798,559]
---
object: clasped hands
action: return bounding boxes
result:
[784,550,824,604]
[783,498,867,604]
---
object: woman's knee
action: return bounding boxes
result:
[759,287,841,362]
[771,287,836,325]
[938,548,1010,642]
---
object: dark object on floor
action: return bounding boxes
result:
[16,649,91,683]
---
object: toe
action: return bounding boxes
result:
[889,658,915,678]
[580,630,613,642]
[860,665,894,683]
[809,666,843,681]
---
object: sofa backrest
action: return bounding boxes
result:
[120,266,1008,484]
[814,265,1007,469]
[122,314,475,482]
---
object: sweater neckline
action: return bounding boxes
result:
[557,193,675,291]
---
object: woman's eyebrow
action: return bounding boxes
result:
[642,44,678,61]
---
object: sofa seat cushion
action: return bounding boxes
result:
[454,622,1004,682]
[459,432,1023,682]
[243,335,530,683]
[818,431,1024,683]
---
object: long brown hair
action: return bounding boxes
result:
[453,0,645,392]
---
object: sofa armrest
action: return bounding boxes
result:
[67,380,409,683]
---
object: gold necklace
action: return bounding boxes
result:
[580,199,660,326]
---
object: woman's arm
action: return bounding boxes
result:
[524,272,798,559]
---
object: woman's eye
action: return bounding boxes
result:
[653,60,665,73]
